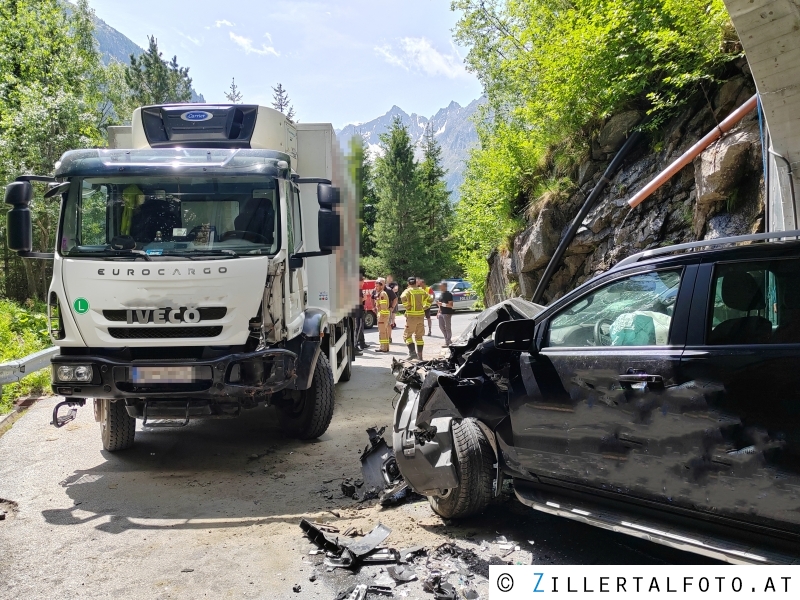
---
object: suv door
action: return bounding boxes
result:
[680,257,800,534]
[508,265,694,496]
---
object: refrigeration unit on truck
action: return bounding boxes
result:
[4,104,359,451]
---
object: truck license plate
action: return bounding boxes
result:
[131,366,199,383]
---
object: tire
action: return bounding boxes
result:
[279,353,335,439]
[97,399,136,452]
[428,418,494,519]
[339,331,353,382]
[363,311,376,329]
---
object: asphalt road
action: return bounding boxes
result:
[0,311,713,600]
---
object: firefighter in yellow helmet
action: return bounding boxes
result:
[400,277,430,360]
[374,278,391,352]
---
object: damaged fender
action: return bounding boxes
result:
[392,381,459,496]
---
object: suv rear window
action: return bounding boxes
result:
[707,258,800,345]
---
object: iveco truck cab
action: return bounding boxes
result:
[4,104,358,451]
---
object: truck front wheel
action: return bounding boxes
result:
[278,354,335,439]
[96,399,136,452]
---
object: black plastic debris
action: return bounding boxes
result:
[398,546,426,563]
[324,548,355,569]
[292,584,301,593]
[300,518,342,554]
[387,565,417,583]
[341,479,357,498]
[359,427,411,505]
[422,573,456,599]
[366,585,393,596]
[361,548,400,563]
[345,522,391,557]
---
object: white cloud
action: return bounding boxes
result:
[229,32,280,57]
[264,32,273,44]
[215,19,235,28]
[176,31,201,46]
[375,37,466,79]
[374,45,408,71]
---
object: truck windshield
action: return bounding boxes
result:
[60,176,280,257]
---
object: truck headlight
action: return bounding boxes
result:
[74,366,93,382]
[55,365,93,382]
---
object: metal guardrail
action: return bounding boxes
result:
[0,347,57,386]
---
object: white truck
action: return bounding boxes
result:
[4,104,358,450]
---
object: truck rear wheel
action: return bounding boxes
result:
[428,418,494,519]
[364,311,376,329]
[279,353,335,439]
[97,399,136,452]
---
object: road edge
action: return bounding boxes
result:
[0,396,49,438]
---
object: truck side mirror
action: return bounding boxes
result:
[5,181,33,253]
[318,210,340,250]
[317,183,341,251]
[495,319,537,351]
[317,183,340,206]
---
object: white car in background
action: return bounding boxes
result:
[435,279,479,311]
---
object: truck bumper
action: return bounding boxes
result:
[50,348,297,402]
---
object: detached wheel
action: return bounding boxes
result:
[363,311,376,329]
[428,419,494,519]
[279,353,335,439]
[96,399,136,452]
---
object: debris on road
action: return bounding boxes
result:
[358,426,414,506]
[292,584,301,593]
[387,565,417,583]
[347,522,391,558]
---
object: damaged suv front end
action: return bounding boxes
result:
[392,298,544,516]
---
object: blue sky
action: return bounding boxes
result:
[86,0,484,128]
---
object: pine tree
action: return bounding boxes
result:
[225,78,243,103]
[418,123,457,277]
[124,36,192,106]
[372,116,429,281]
[271,83,295,121]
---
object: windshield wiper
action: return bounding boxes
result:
[76,249,151,261]
[157,249,239,259]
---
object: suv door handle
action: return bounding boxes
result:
[618,373,663,384]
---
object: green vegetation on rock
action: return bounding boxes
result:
[451,0,739,298]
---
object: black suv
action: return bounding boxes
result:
[392,232,800,564]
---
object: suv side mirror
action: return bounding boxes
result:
[495,319,537,351]
[5,181,33,253]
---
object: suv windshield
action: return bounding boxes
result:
[61,176,280,257]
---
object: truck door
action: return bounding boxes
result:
[679,258,800,534]
[284,182,305,338]
[509,266,690,495]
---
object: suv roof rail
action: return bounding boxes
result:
[612,229,800,271]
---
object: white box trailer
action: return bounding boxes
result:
[5,104,359,451]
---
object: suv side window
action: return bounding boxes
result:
[547,269,682,348]
[707,259,800,345]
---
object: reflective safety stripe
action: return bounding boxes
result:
[402,288,430,315]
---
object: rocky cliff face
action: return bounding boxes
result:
[485,74,764,306]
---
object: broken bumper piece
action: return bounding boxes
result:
[391,383,458,496]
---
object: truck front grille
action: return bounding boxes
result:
[103,307,227,322]
[107,327,223,339]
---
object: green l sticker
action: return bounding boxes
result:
[73,297,90,314]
